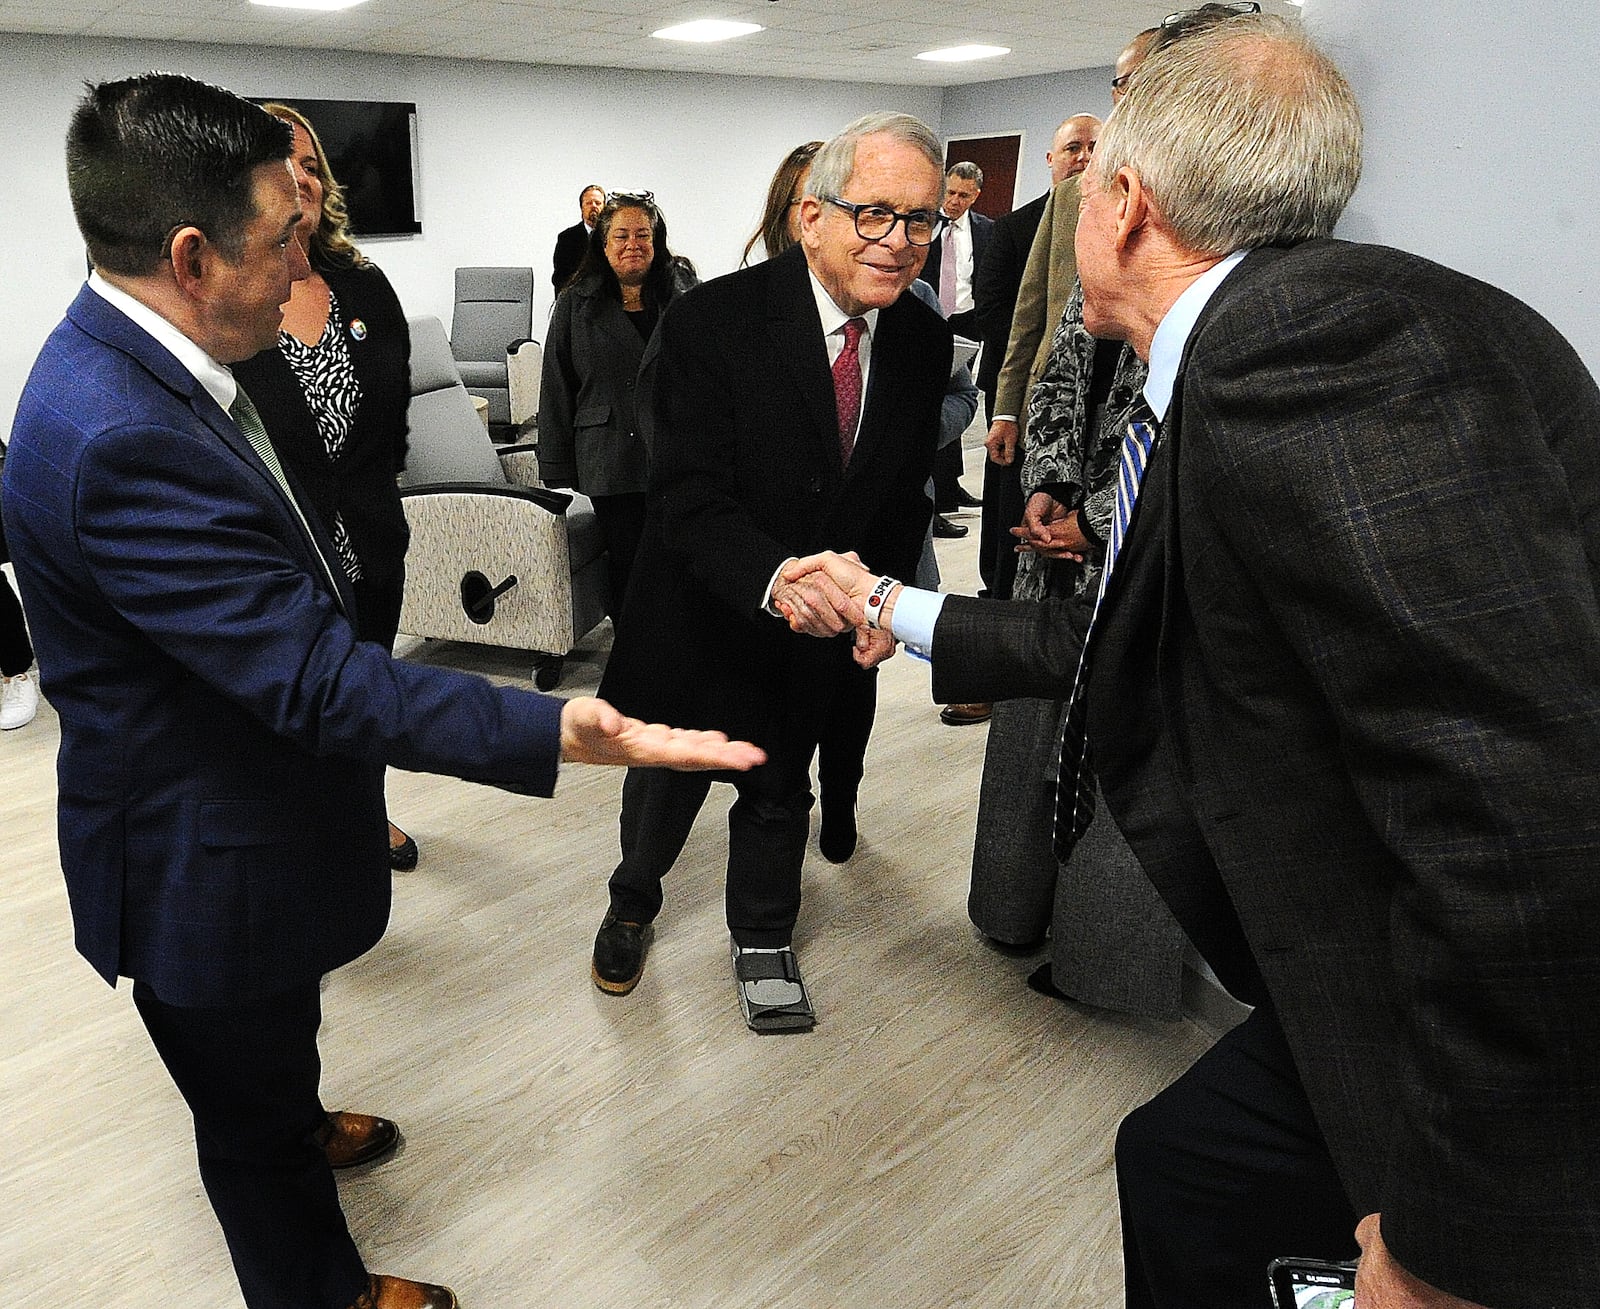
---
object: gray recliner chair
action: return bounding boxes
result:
[450,266,535,428]
[398,315,609,688]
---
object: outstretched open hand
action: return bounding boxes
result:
[559,697,766,771]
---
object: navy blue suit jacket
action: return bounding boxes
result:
[3,286,565,1006]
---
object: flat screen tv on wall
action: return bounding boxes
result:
[256,98,422,238]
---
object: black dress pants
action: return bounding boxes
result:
[588,491,649,623]
[0,571,32,676]
[978,455,1023,600]
[813,662,879,808]
[611,671,871,951]
[1116,1004,1360,1308]
[608,744,815,948]
[133,979,369,1309]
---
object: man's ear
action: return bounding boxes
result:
[797,195,824,249]
[167,226,209,296]
[1110,167,1149,252]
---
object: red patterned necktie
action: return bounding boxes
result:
[832,316,867,465]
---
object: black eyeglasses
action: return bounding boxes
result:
[1161,1,1260,28]
[823,196,947,247]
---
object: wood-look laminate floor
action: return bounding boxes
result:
[0,447,1214,1308]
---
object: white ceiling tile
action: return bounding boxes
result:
[1,0,1309,83]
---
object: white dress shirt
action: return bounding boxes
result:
[947,211,976,315]
[89,271,238,411]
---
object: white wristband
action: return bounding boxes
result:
[863,575,900,629]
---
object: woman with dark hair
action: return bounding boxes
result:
[538,192,689,619]
[741,141,822,266]
[233,103,420,872]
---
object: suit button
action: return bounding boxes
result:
[808,477,823,494]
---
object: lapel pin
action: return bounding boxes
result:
[348,318,368,341]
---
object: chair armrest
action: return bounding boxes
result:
[496,445,549,494]
[401,481,573,515]
[507,338,543,428]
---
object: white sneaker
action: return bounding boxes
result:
[1,671,39,730]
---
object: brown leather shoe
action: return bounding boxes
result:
[939,702,992,726]
[320,1110,400,1169]
[352,1274,459,1309]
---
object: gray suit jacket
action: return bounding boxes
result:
[933,239,1600,1307]
[992,177,1082,425]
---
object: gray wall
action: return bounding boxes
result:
[1305,0,1600,373]
[0,33,942,436]
[941,65,1114,208]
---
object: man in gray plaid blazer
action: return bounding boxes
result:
[781,15,1600,1308]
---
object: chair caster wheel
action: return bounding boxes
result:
[533,657,563,691]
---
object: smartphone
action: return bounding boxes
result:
[1267,1256,1357,1309]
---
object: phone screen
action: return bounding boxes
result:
[1268,1258,1356,1309]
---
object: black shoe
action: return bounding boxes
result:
[818,795,858,864]
[592,910,652,994]
[932,514,968,539]
[950,485,982,508]
[388,830,419,871]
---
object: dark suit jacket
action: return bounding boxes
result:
[930,240,1600,1307]
[972,192,1047,396]
[232,258,411,642]
[552,221,590,293]
[600,244,950,744]
[2,286,565,1007]
[916,210,994,308]
[537,273,656,496]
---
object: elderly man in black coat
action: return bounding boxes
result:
[591,112,951,1032]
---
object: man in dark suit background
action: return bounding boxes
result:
[551,182,604,293]
[780,16,1600,1307]
[3,75,759,1309]
[917,160,992,525]
[591,112,951,1032]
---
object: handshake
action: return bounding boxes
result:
[771,552,901,670]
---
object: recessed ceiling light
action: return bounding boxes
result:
[916,44,1011,63]
[250,0,369,9]
[652,19,764,43]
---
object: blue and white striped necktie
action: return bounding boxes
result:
[1052,401,1160,860]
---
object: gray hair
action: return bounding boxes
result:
[805,112,945,203]
[1090,14,1362,254]
[947,160,983,189]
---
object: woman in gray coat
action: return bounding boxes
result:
[539,192,688,619]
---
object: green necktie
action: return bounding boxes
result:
[227,384,346,613]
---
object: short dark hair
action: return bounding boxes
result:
[67,72,293,276]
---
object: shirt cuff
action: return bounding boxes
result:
[763,558,799,616]
[889,585,947,656]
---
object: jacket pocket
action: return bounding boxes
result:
[199,799,290,849]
